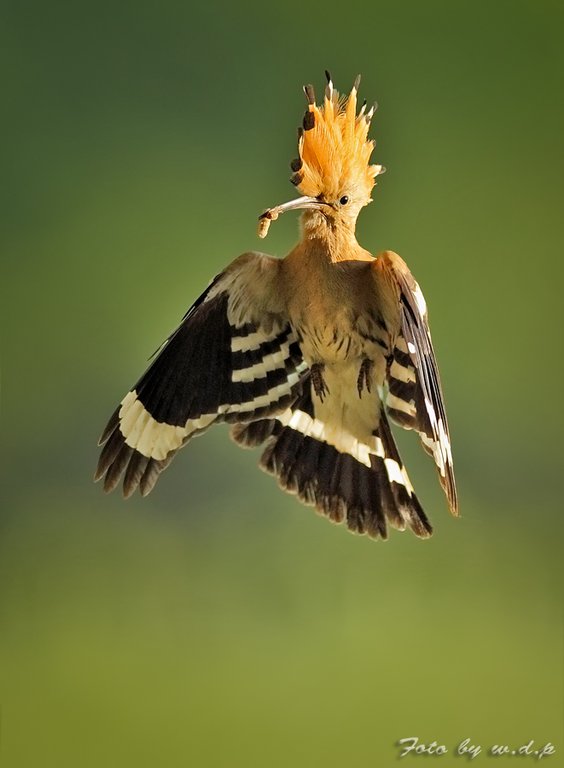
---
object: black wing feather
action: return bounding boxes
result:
[378,251,458,516]
[96,253,306,496]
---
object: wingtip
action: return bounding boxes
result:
[97,405,120,446]
[93,465,105,483]
[122,483,136,500]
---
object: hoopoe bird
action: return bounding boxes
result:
[95,72,458,540]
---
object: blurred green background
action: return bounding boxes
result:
[2,1,563,765]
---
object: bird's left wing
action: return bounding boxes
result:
[95,251,306,497]
[373,250,458,516]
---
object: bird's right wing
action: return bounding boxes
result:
[95,251,306,497]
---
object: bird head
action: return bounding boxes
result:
[258,72,385,238]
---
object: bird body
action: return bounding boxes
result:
[96,73,458,540]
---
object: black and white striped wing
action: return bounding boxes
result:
[376,251,458,516]
[95,251,306,497]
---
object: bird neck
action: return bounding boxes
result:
[300,211,361,262]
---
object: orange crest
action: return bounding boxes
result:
[290,72,384,203]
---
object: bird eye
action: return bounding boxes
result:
[339,195,349,205]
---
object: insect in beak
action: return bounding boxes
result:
[258,196,330,238]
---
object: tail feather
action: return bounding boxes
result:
[339,457,364,535]
[139,454,176,496]
[103,443,134,493]
[231,418,279,448]
[233,383,432,540]
[325,451,347,524]
[291,429,323,506]
[123,453,151,499]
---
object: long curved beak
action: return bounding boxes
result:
[257,196,329,238]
